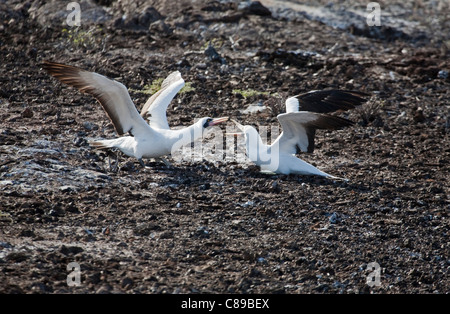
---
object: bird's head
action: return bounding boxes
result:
[227,119,266,164]
[200,116,229,129]
[227,119,258,138]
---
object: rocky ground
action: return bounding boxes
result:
[0,0,448,294]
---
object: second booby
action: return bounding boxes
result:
[229,90,369,178]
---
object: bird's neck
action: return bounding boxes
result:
[245,130,269,164]
[169,122,204,152]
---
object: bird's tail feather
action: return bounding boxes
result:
[89,139,114,150]
[308,167,347,181]
[324,173,349,181]
[285,156,348,181]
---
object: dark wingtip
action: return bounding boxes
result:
[42,60,60,71]
[41,60,53,72]
[295,89,370,114]
[42,61,82,76]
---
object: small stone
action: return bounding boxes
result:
[149,20,172,35]
[329,212,340,224]
[60,245,83,255]
[239,1,272,16]
[138,6,162,27]
[413,107,425,123]
[82,121,96,131]
[21,107,33,118]
[121,277,134,289]
[437,70,448,79]
[205,44,226,64]
[6,252,28,262]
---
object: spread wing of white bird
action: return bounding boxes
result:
[286,90,369,113]
[42,61,151,137]
[276,112,354,154]
[140,71,185,130]
[285,97,300,113]
[230,90,369,178]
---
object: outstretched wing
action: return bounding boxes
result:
[286,90,369,113]
[276,111,353,154]
[140,71,185,130]
[43,61,150,137]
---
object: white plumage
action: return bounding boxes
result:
[284,96,299,113]
[230,90,369,178]
[43,61,228,167]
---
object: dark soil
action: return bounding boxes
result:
[0,0,449,294]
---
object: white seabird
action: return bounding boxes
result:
[43,61,228,167]
[229,90,369,178]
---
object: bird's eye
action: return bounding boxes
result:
[203,118,213,128]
